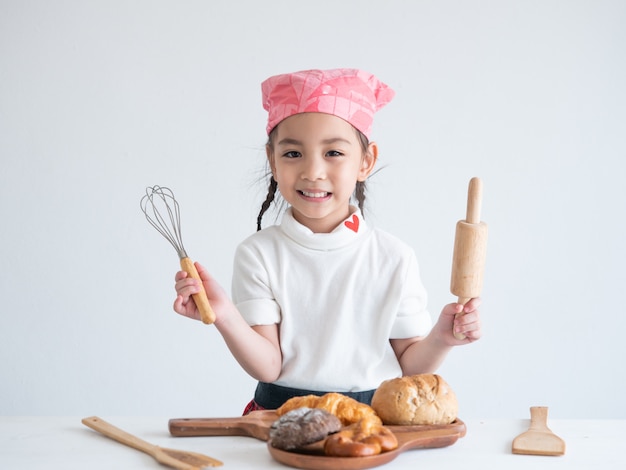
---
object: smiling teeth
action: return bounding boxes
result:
[301,191,328,198]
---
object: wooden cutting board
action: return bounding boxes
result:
[170,411,466,469]
[268,426,466,470]
[169,411,466,442]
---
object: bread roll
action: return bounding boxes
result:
[371,374,458,425]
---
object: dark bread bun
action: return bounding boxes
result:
[269,407,342,450]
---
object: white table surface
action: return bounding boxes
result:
[1,416,624,469]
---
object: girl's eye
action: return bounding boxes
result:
[282,151,301,159]
[326,150,344,157]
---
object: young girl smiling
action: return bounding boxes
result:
[173,68,481,412]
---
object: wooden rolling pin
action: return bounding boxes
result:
[450,177,488,340]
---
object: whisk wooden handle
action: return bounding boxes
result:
[450,177,488,340]
[180,257,216,324]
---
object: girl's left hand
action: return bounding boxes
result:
[435,298,482,345]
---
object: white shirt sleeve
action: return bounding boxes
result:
[231,241,281,326]
[390,251,432,338]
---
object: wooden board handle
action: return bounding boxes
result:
[180,257,216,324]
[169,416,271,441]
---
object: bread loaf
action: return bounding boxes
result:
[371,374,458,425]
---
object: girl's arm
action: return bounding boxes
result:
[174,262,282,383]
[215,316,282,383]
[391,298,481,376]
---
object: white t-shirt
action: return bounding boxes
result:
[232,207,432,392]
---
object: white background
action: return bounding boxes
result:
[1,0,624,419]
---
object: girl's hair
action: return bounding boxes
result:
[256,127,371,231]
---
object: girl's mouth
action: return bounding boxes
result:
[299,190,330,198]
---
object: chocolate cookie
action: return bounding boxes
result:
[269,407,342,450]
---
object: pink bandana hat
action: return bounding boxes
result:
[261,68,395,139]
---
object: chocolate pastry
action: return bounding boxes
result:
[269,407,342,450]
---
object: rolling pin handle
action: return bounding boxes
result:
[466,177,483,224]
[454,297,471,341]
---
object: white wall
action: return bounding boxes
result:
[1,0,625,419]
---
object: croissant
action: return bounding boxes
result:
[276,392,382,426]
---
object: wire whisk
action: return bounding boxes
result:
[140,185,216,324]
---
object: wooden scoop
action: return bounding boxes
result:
[82,416,223,469]
[512,407,565,456]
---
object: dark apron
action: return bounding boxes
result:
[253,381,376,409]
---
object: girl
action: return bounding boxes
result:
[174,68,481,412]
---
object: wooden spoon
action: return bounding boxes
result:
[82,416,223,469]
[267,423,466,470]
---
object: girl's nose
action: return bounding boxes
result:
[301,156,326,180]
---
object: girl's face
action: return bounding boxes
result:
[267,112,377,233]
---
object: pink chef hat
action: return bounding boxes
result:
[261,68,395,138]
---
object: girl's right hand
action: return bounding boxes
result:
[173,261,227,322]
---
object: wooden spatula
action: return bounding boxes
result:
[82,416,223,469]
[512,407,565,456]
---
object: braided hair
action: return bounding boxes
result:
[256,176,278,231]
[256,128,371,231]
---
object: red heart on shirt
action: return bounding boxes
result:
[344,214,359,233]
